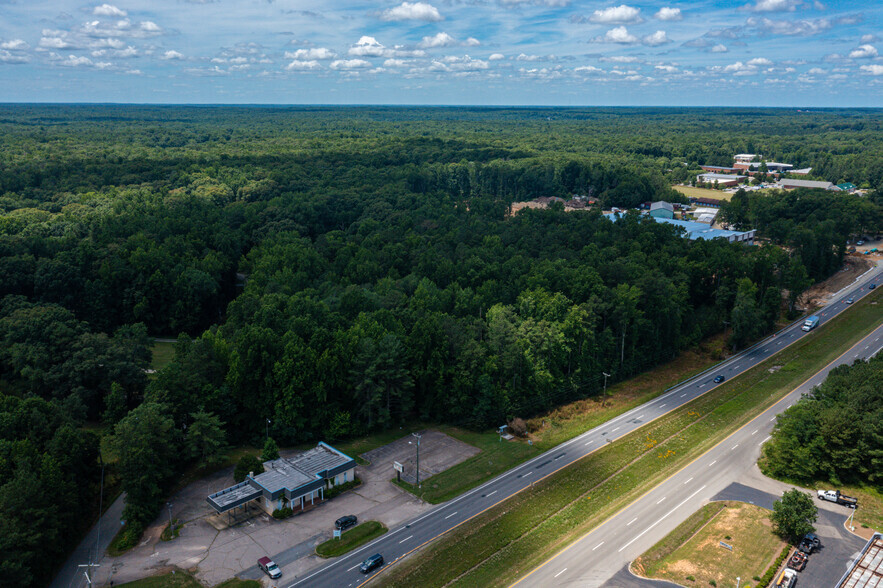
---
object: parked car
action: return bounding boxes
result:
[258,556,282,579]
[798,532,821,554]
[857,240,865,246]
[788,550,808,571]
[336,515,358,530]
[360,553,384,573]
[713,375,725,383]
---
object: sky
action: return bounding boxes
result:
[0,0,881,105]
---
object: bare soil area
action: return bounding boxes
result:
[798,255,874,309]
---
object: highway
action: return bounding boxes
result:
[285,264,881,588]
[514,320,883,587]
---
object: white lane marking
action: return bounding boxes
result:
[636,415,644,420]
[751,429,758,435]
[618,485,707,552]
[762,436,771,444]
[487,490,497,497]
[680,393,687,397]
[657,496,667,504]
[348,564,361,571]
[786,404,792,408]
[627,518,638,526]
[613,427,621,433]
[554,568,567,579]
[684,477,693,485]
[731,444,739,450]
[399,535,413,544]
[660,403,666,408]
[770,417,776,421]
[585,440,594,446]
[445,512,458,520]
[709,460,717,467]
[555,455,564,460]
[521,471,532,478]
[699,384,706,388]
[593,542,605,551]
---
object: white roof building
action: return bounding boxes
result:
[776,179,841,191]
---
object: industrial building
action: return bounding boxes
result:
[697,172,747,187]
[605,213,756,244]
[837,533,883,588]
[776,179,841,191]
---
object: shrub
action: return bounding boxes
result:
[326,477,361,500]
[686,576,695,582]
[234,454,265,483]
[709,581,716,587]
[725,535,731,540]
[757,545,791,588]
[272,507,293,519]
[508,418,527,437]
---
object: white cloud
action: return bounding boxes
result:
[285,59,320,70]
[162,50,184,60]
[717,61,759,75]
[589,5,642,24]
[501,0,571,6]
[381,2,443,22]
[849,44,878,59]
[383,58,409,67]
[710,44,728,53]
[125,68,141,75]
[349,36,386,57]
[594,26,639,44]
[40,35,73,49]
[747,57,772,65]
[465,37,481,47]
[516,53,542,61]
[419,32,456,48]
[489,53,505,61]
[140,21,161,33]
[807,67,825,74]
[746,16,831,36]
[860,64,883,75]
[330,58,372,70]
[575,65,603,73]
[429,55,488,72]
[0,39,28,50]
[642,30,669,46]
[655,64,678,73]
[861,34,879,43]
[0,50,30,64]
[654,7,682,21]
[93,4,126,17]
[745,0,799,11]
[59,54,94,67]
[286,47,336,60]
[600,55,641,63]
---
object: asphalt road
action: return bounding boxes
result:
[282,264,881,588]
[515,322,883,587]
[50,493,125,588]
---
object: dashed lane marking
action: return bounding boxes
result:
[554,568,567,579]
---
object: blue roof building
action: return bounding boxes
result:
[605,213,756,244]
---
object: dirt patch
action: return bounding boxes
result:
[361,430,480,486]
[799,256,874,309]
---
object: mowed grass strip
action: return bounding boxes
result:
[635,502,785,587]
[379,290,883,588]
[316,521,388,558]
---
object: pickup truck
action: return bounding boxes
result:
[817,489,858,508]
[801,316,819,332]
[788,550,808,571]
[777,568,797,588]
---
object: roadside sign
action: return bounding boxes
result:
[333,529,342,539]
[394,461,404,473]
[719,541,733,551]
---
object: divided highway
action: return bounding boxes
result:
[286,264,882,588]
[515,319,883,587]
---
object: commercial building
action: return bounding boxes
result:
[734,153,759,165]
[697,173,747,187]
[776,179,841,191]
[649,201,674,219]
[605,213,755,244]
[699,165,742,174]
[206,442,357,516]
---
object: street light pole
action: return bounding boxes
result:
[266,418,271,440]
[411,432,422,488]
[736,576,740,588]
[167,502,173,535]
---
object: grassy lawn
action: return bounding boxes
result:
[847,486,883,532]
[378,289,883,588]
[673,185,734,201]
[117,571,260,588]
[316,521,388,558]
[150,339,176,372]
[635,501,786,588]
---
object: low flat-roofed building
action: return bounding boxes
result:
[790,167,813,175]
[698,173,747,187]
[837,533,883,588]
[605,213,755,244]
[649,201,674,219]
[777,179,841,191]
[748,161,793,173]
[207,442,357,515]
[734,153,759,164]
[699,165,741,174]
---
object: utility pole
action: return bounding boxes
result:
[95,456,105,564]
[77,563,100,586]
[266,418,271,440]
[409,432,422,488]
[602,372,611,405]
[167,502,174,535]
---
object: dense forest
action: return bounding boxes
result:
[0,105,881,586]
[761,355,883,486]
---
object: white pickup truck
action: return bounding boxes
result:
[777,568,797,588]
[817,489,858,508]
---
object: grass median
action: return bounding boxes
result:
[316,521,388,558]
[378,289,883,588]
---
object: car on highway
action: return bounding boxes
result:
[258,556,282,579]
[713,375,725,383]
[846,297,854,304]
[335,515,357,530]
[360,553,384,573]
[870,283,877,290]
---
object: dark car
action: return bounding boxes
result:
[799,533,821,554]
[713,375,725,383]
[360,553,384,573]
[870,283,877,290]
[335,515,357,530]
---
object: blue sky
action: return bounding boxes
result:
[0,0,881,105]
